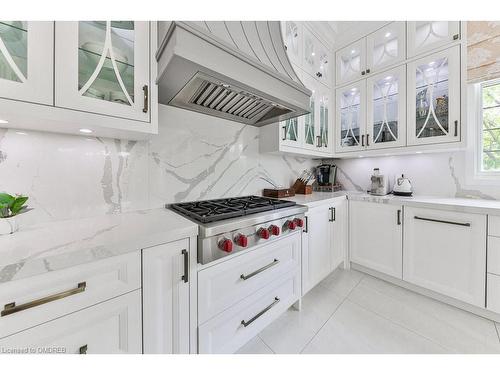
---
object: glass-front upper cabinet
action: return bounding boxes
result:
[302,27,331,87]
[301,73,318,150]
[407,45,460,146]
[366,22,406,74]
[318,83,332,152]
[366,65,406,150]
[0,21,53,105]
[407,21,460,58]
[55,21,150,122]
[336,38,366,86]
[336,81,366,153]
[281,21,302,67]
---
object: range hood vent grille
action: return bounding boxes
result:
[170,73,293,126]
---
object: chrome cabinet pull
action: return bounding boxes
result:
[181,249,189,283]
[240,259,279,280]
[414,216,471,227]
[454,120,458,137]
[332,207,336,221]
[366,133,370,147]
[316,135,322,147]
[328,207,334,222]
[79,345,88,354]
[361,134,365,147]
[241,297,280,327]
[1,282,87,317]
[303,216,308,233]
[397,209,402,225]
[453,34,459,40]
[282,125,287,141]
[142,85,149,113]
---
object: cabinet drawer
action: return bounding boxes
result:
[198,232,300,323]
[488,215,500,237]
[0,290,142,354]
[488,236,500,275]
[198,269,300,354]
[487,273,500,314]
[0,251,141,338]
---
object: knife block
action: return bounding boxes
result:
[292,179,313,195]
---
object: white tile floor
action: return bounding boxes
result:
[236,268,500,354]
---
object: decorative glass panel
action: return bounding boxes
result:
[340,48,361,81]
[317,47,329,81]
[0,21,28,83]
[304,34,315,71]
[372,33,398,69]
[284,117,298,142]
[320,94,329,147]
[415,56,449,138]
[372,74,399,144]
[414,21,449,51]
[481,81,500,171]
[78,21,135,105]
[284,21,299,60]
[340,87,361,148]
[305,92,315,146]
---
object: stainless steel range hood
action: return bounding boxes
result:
[156,21,311,126]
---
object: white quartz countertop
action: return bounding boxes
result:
[286,191,348,207]
[0,208,198,284]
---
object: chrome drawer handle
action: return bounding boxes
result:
[414,216,471,227]
[241,297,280,327]
[1,282,87,317]
[240,259,279,280]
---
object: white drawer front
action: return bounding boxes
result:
[198,232,300,323]
[488,215,500,237]
[198,269,300,354]
[0,290,142,354]
[487,273,500,314]
[0,251,141,338]
[488,236,500,275]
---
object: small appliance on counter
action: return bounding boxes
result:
[313,163,342,192]
[393,174,413,196]
[369,168,390,196]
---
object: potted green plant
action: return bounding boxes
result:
[0,193,29,235]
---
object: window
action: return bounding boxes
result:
[479,79,500,173]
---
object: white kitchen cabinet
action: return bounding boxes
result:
[55,21,151,122]
[336,38,366,85]
[336,80,366,153]
[302,199,347,295]
[407,45,461,146]
[0,290,142,354]
[407,21,460,58]
[142,239,190,354]
[349,201,403,279]
[366,22,406,74]
[0,21,53,105]
[403,207,486,307]
[303,27,331,86]
[281,21,302,67]
[366,65,406,149]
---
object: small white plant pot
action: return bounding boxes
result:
[0,217,18,235]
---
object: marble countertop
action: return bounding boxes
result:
[286,191,348,208]
[0,208,198,284]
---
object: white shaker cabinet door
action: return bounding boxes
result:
[330,199,347,272]
[407,21,460,58]
[0,21,53,105]
[55,21,151,122]
[349,201,403,279]
[142,239,190,354]
[403,207,486,307]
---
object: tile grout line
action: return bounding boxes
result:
[298,274,365,354]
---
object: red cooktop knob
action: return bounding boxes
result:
[269,225,280,236]
[286,220,297,230]
[258,228,270,240]
[235,234,248,247]
[294,218,304,228]
[218,238,233,253]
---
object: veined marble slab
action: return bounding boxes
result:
[286,191,347,208]
[0,208,198,284]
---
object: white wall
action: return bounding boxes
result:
[0,105,314,226]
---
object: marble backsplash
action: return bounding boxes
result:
[0,105,315,226]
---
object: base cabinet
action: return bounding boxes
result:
[349,201,403,279]
[302,199,347,295]
[403,207,486,307]
[142,239,190,354]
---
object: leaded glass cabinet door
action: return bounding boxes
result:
[55,21,150,122]
[366,66,406,150]
[0,21,53,105]
[407,21,460,58]
[366,22,406,74]
[336,38,366,86]
[281,21,302,67]
[407,45,460,146]
[336,81,366,153]
[318,83,333,153]
[303,27,318,80]
[302,73,318,150]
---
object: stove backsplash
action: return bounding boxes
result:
[0,105,314,226]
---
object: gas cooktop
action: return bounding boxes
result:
[169,195,297,224]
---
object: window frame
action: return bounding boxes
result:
[476,78,500,178]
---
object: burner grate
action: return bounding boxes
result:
[169,196,296,223]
